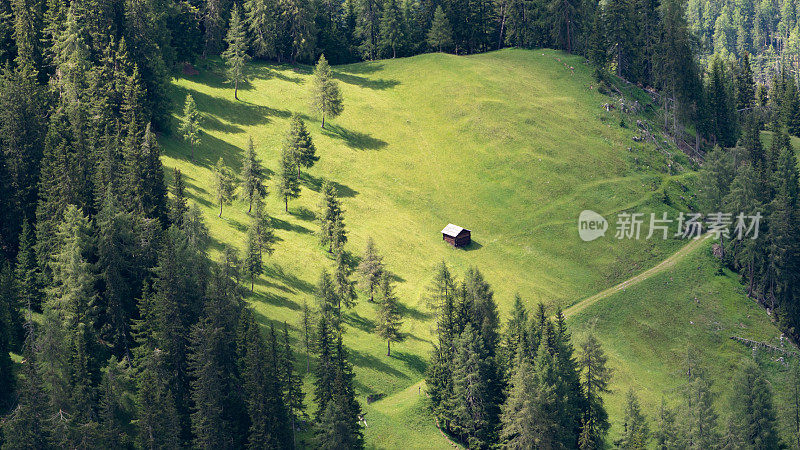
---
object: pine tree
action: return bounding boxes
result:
[214,157,237,218]
[728,359,780,448]
[223,5,250,100]
[379,0,403,58]
[619,389,650,449]
[285,114,317,178]
[241,137,267,213]
[376,272,402,356]
[244,223,263,291]
[578,332,612,448]
[310,55,344,128]
[357,237,384,302]
[179,93,201,161]
[245,0,278,59]
[170,168,189,226]
[278,146,301,212]
[427,6,453,52]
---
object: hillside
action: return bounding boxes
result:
[159,49,791,447]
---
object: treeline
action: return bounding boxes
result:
[424,262,793,449]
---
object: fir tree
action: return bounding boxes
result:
[379,0,403,58]
[241,137,267,213]
[450,324,492,448]
[376,272,402,356]
[285,113,317,178]
[170,168,189,226]
[244,222,263,292]
[357,237,384,302]
[277,146,301,212]
[245,0,278,59]
[334,250,357,309]
[619,389,650,449]
[427,6,453,52]
[653,398,681,450]
[213,157,237,218]
[179,93,201,161]
[310,55,344,128]
[578,332,612,448]
[222,5,250,100]
[728,359,780,448]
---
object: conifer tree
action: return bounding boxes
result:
[244,222,263,292]
[315,336,363,449]
[222,5,250,100]
[319,180,345,251]
[285,113,317,178]
[170,168,189,226]
[427,6,453,52]
[619,389,650,449]
[427,261,455,324]
[653,398,681,449]
[252,191,276,256]
[682,366,719,449]
[728,359,780,448]
[499,350,537,448]
[376,272,402,356]
[245,0,278,59]
[281,322,305,446]
[241,137,267,213]
[0,264,15,410]
[214,157,237,218]
[357,237,384,302]
[2,332,51,448]
[310,55,344,128]
[278,146,301,212]
[334,250,357,309]
[450,324,492,447]
[578,333,612,448]
[379,0,403,58]
[135,348,183,450]
[179,93,201,161]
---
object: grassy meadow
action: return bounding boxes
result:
[157,48,791,447]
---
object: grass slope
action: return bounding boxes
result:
[158,48,789,447]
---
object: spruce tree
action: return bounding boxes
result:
[376,272,402,356]
[252,191,276,256]
[427,6,453,52]
[170,168,189,226]
[278,146,301,212]
[244,222,263,292]
[379,0,403,58]
[319,180,345,252]
[334,249,357,309]
[682,366,719,449]
[578,333,612,448]
[135,348,183,450]
[2,332,51,448]
[179,93,201,161]
[619,389,650,449]
[499,350,537,448]
[357,237,384,302]
[241,137,267,213]
[0,264,15,411]
[245,0,278,59]
[728,359,780,448]
[450,324,492,447]
[653,398,681,450]
[222,5,250,100]
[213,157,237,218]
[281,322,305,447]
[310,55,344,128]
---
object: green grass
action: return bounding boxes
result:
[158,48,789,447]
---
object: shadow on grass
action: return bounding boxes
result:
[397,302,430,321]
[321,124,388,150]
[337,62,384,75]
[293,206,317,222]
[263,264,315,294]
[301,173,359,198]
[333,72,400,90]
[249,289,301,311]
[271,217,313,235]
[391,351,427,374]
[349,349,408,379]
[172,86,292,128]
[345,312,375,333]
[460,239,483,252]
[164,132,244,171]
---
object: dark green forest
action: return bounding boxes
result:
[0,0,799,448]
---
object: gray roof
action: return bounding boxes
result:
[441,224,470,237]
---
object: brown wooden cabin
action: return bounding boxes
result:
[441,224,471,248]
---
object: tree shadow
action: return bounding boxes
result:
[345,312,375,333]
[391,351,427,374]
[333,72,400,90]
[337,62,385,75]
[250,289,301,311]
[271,217,312,235]
[263,264,315,294]
[348,349,408,379]
[202,114,244,134]
[293,206,316,222]
[246,64,307,84]
[397,302,430,321]
[301,173,359,198]
[162,130,244,170]
[321,124,388,150]
[171,86,291,128]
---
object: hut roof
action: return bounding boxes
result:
[441,224,469,237]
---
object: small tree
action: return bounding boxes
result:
[252,191,276,255]
[241,137,267,213]
[277,147,300,212]
[427,6,453,52]
[285,114,317,178]
[179,93,201,160]
[376,273,402,356]
[214,157,237,217]
[334,250,357,310]
[222,5,250,100]
[619,389,650,449]
[244,224,263,291]
[170,168,189,225]
[299,300,313,373]
[318,180,344,252]
[310,55,343,128]
[357,237,384,302]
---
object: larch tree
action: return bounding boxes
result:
[241,137,267,213]
[213,157,237,218]
[357,237,384,302]
[222,4,250,100]
[277,146,301,212]
[376,272,402,356]
[179,93,201,161]
[427,6,453,52]
[310,55,344,128]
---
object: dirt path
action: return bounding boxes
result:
[563,234,711,319]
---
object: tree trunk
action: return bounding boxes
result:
[321,113,325,129]
[387,339,391,356]
[219,201,223,218]
[284,197,288,212]
[235,79,238,100]
[251,277,254,292]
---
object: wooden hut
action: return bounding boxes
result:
[441,224,471,248]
